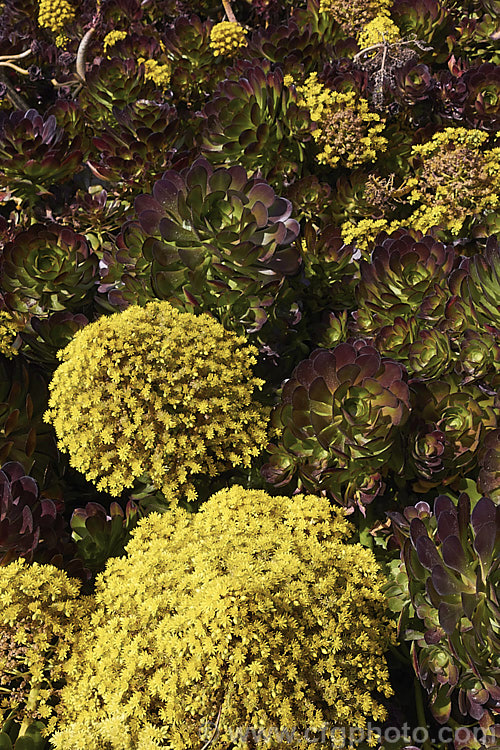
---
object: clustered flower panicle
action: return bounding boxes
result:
[103,30,128,52]
[45,302,269,502]
[406,127,500,235]
[318,0,392,37]
[295,74,387,168]
[357,15,402,49]
[137,57,172,89]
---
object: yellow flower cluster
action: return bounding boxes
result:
[209,21,248,57]
[0,560,90,734]
[37,0,75,33]
[103,29,128,52]
[52,487,394,750]
[296,74,387,168]
[102,31,171,88]
[319,0,392,37]
[341,218,401,252]
[137,57,172,89]
[357,14,401,50]
[45,302,269,503]
[405,128,500,235]
[0,311,22,359]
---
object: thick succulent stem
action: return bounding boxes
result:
[76,26,96,81]
[222,0,238,23]
[0,62,30,75]
[0,49,31,62]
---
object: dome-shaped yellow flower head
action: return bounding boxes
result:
[209,20,248,57]
[38,0,75,33]
[45,302,269,502]
[51,487,394,750]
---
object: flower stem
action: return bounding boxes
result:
[18,683,40,737]
[222,0,237,23]
[413,676,433,750]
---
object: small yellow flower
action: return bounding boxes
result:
[209,21,248,57]
[103,29,127,52]
[357,14,401,49]
[38,0,75,33]
[0,310,22,359]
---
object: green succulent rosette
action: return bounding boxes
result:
[0,109,84,203]
[79,57,158,124]
[200,62,313,187]
[88,102,183,198]
[374,320,454,380]
[262,342,411,509]
[391,0,453,52]
[407,376,498,490]
[299,222,359,316]
[374,316,419,362]
[19,312,89,368]
[407,328,454,380]
[354,231,458,336]
[1,224,98,314]
[70,500,139,574]
[164,14,225,104]
[0,357,58,485]
[478,429,500,503]
[450,236,500,339]
[246,16,334,77]
[455,330,500,384]
[107,157,301,334]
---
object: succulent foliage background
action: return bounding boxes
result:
[0,0,499,746]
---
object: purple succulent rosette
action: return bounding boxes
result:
[0,109,83,200]
[263,342,410,510]
[354,231,459,337]
[407,376,498,491]
[390,493,500,733]
[0,461,62,564]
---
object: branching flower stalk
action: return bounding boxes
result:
[0,49,32,109]
[200,704,223,750]
[0,49,32,76]
[354,37,433,106]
